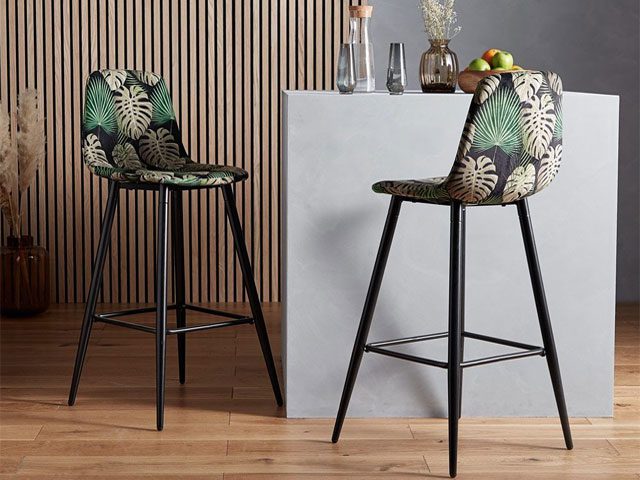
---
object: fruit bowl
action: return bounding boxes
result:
[458,68,521,94]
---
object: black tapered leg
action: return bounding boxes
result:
[222,184,283,406]
[68,181,120,406]
[517,199,573,450]
[171,190,186,384]
[458,206,466,420]
[332,196,403,444]
[155,185,170,431]
[447,201,465,478]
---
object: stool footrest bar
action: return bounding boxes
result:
[461,348,545,368]
[365,330,545,370]
[94,315,156,333]
[364,344,448,369]
[184,304,248,319]
[98,305,177,318]
[463,331,542,351]
[167,317,253,334]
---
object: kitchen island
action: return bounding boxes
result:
[282,90,619,418]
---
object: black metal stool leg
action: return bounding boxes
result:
[447,201,465,478]
[222,184,283,406]
[332,196,403,443]
[458,206,466,420]
[68,181,120,406]
[155,185,170,431]
[516,199,573,450]
[171,190,186,384]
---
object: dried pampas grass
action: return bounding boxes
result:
[17,90,45,199]
[0,104,19,234]
[0,90,46,237]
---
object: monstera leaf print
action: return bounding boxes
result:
[101,69,128,90]
[502,164,535,202]
[83,133,111,168]
[447,155,498,203]
[139,171,176,183]
[547,72,563,96]
[113,143,144,170]
[522,93,556,159]
[133,70,160,86]
[114,84,153,140]
[150,82,177,125]
[512,71,544,102]
[455,121,476,162]
[472,86,522,156]
[536,144,562,192]
[474,74,500,105]
[139,127,183,169]
[84,74,117,134]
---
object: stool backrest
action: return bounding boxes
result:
[444,71,563,204]
[82,69,188,179]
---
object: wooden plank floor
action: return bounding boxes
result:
[1,302,638,479]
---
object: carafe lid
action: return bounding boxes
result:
[349,5,373,18]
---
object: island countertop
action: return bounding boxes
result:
[282,90,619,418]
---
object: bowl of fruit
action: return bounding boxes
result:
[458,49,525,93]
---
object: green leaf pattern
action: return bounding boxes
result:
[81,69,248,187]
[373,71,563,205]
[472,86,523,156]
[84,75,118,134]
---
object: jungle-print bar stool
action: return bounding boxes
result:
[331,71,572,477]
[68,69,282,430]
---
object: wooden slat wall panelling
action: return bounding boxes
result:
[0,0,361,304]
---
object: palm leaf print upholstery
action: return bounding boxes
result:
[373,71,563,205]
[82,69,247,186]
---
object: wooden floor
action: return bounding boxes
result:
[0,302,638,479]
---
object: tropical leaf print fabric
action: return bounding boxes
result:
[82,69,248,187]
[373,71,563,205]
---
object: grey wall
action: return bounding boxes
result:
[369,0,639,301]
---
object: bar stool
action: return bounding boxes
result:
[331,71,572,477]
[68,69,283,430]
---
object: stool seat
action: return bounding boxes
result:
[372,176,450,204]
[86,153,248,187]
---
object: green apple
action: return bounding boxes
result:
[468,58,491,72]
[491,51,514,70]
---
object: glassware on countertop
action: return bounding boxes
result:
[336,44,356,94]
[420,39,459,93]
[386,43,407,95]
[348,5,375,92]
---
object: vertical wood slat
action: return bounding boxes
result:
[0,0,351,304]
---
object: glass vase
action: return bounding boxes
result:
[420,39,459,93]
[0,235,50,317]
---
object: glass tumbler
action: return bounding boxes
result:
[336,43,356,94]
[386,42,407,95]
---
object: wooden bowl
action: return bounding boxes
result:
[458,69,520,93]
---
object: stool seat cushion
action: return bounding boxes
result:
[85,149,248,186]
[372,176,451,204]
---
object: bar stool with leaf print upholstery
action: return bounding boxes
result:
[331,71,571,478]
[68,69,283,431]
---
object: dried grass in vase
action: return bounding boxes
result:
[419,0,461,40]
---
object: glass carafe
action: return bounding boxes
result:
[348,5,375,92]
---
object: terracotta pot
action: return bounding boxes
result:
[0,235,50,317]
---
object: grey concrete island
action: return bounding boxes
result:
[282,91,619,418]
